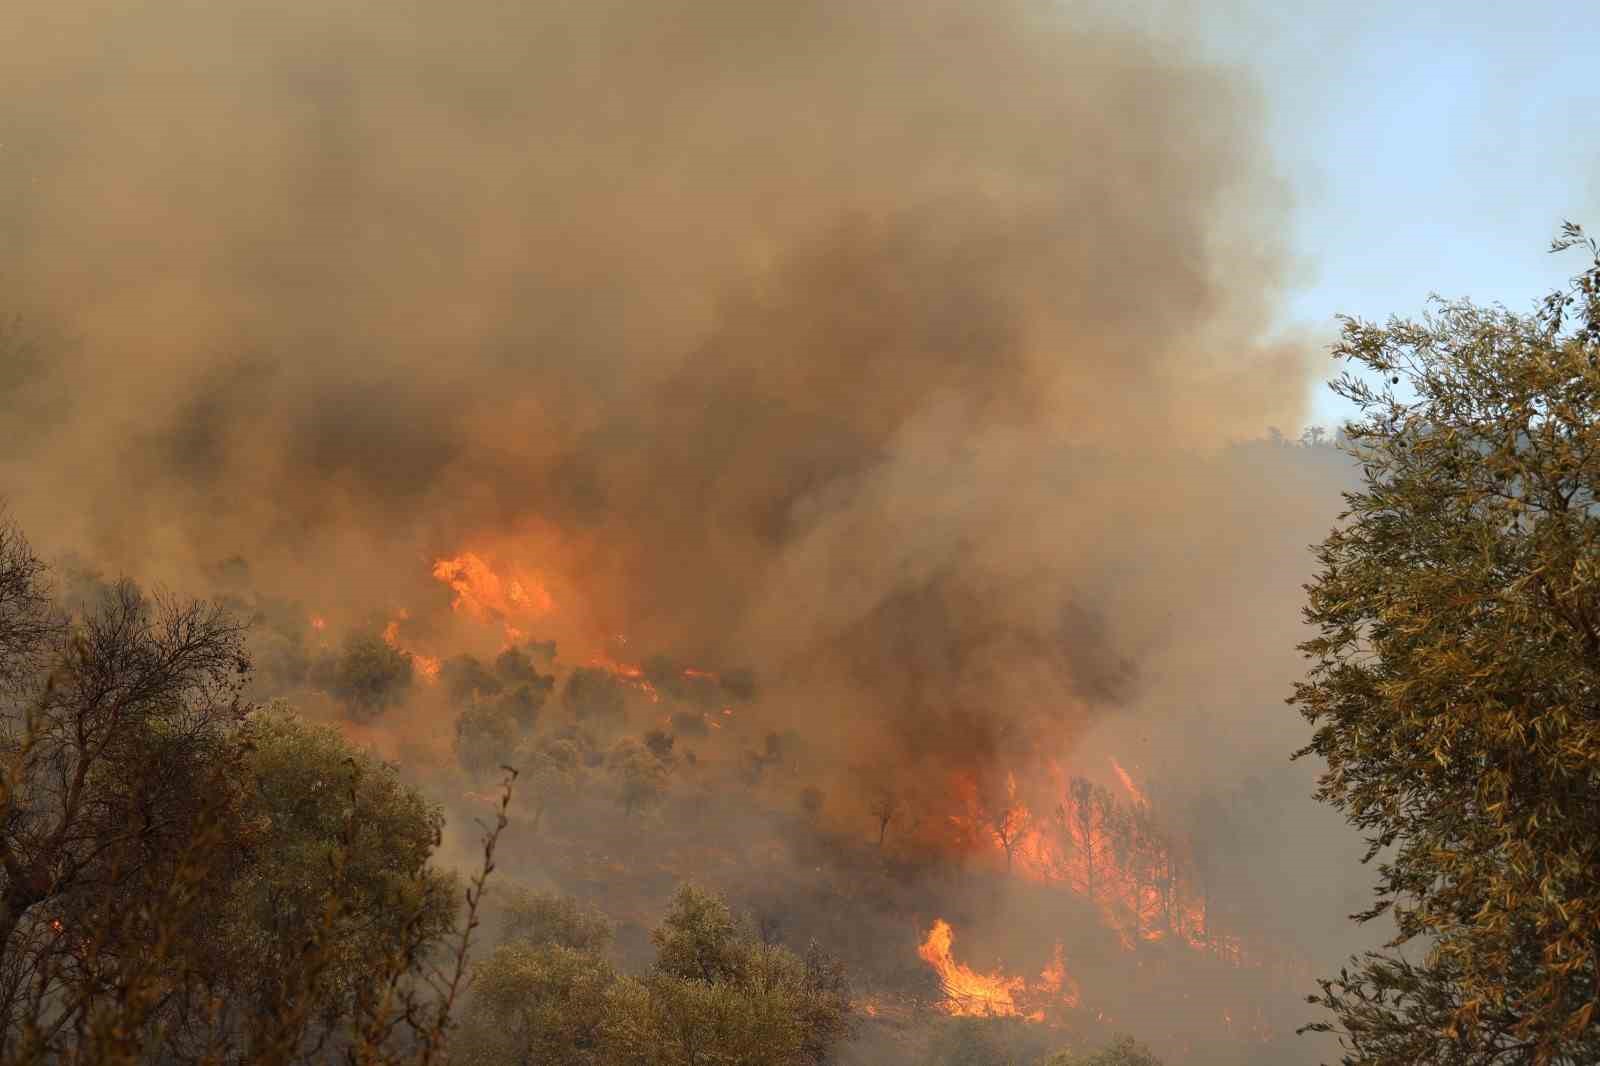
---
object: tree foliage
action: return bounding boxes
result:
[456,701,523,779]
[218,706,458,1037]
[0,545,254,1040]
[319,631,413,722]
[0,516,507,1063]
[608,740,667,817]
[1292,226,1600,1065]
[563,668,626,724]
[457,885,853,1066]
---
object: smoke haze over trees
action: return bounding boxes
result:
[0,0,1524,1062]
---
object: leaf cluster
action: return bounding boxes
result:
[1293,228,1600,1064]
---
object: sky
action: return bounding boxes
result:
[1186,1,1600,429]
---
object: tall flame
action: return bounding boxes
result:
[918,919,1078,1020]
[918,919,1024,1017]
[945,762,1227,958]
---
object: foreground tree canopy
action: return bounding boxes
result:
[1292,225,1600,1064]
[456,884,854,1066]
[0,522,498,1063]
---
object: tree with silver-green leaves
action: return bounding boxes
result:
[1292,224,1600,1065]
[455,885,853,1066]
[604,885,853,1066]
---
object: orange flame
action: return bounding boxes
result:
[432,551,555,643]
[944,762,1226,957]
[382,612,440,683]
[1109,757,1147,807]
[1037,943,1081,1008]
[918,919,1023,1017]
[918,919,1077,1021]
[581,651,727,707]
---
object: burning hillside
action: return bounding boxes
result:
[0,0,1369,1061]
[256,542,1320,1063]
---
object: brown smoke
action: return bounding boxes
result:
[0,0,1312,679]
[0,0,1357,856]
[2,1,1375,1055]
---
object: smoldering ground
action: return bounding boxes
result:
[2,0,1368,1060]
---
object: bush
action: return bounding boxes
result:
[319,630,414,720]
[563,666,626,723]
[457,885,852,1066]
[441,653,502,706]
[499,889,614,954]
[456,700,523,778]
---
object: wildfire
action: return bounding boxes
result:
[1037,943,1081,1008]
[586,652,661,702]
[382,612,440,682]
[918,919,1024,1017]
[432,551,555,642]
[583,649,729,709]
[1109,757,1147,807]
[945,761,1223,957]
[918,919,1077,1020]
[310,614,326,632]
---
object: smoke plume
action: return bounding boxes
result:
[1,1,1366,1059]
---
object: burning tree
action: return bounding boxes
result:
[986,779,1032,874]
[1056,778,1118,905]
[1293,226,1600,1064]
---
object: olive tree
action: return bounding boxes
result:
[1293,226,1600,1064]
